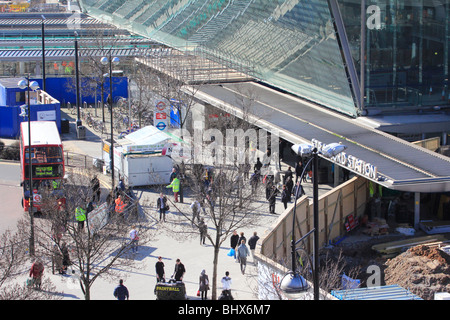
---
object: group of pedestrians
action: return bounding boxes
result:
[154,256,186,283]
[262,161,310,214]
[229,230,260,275]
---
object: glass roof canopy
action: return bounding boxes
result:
[79,0,450,118]
[80,0,358,117]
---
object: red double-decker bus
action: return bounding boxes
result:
[20,121,65,213]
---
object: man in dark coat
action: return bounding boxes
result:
[156,193,168,222]
[155,256,165,283]
[173,259,186,282]
[268,185,279,214]
[295,160,303,183]
[113,279,129,300]
[230,230,239,261]
[247,231,260,263]
[281,184,290,210]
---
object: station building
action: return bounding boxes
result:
[6,1,449,267]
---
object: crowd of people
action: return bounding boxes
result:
[261,160,311,215]
[26,155,275,300]
[126,229,259,301]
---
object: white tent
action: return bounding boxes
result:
[118,125,172,154]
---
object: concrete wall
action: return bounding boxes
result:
[260,176,368,263]
[254,252,336,300]
[254,176,369,299]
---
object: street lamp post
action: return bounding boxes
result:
[41,15,46,92]
[280,142,346,300]
[101,55,119,190]
[74,32,82,127]
[18,77,40,257]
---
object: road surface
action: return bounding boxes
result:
[0,161,24,235]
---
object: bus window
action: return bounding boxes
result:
[24,146,63,163]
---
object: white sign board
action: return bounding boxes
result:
[87,202,109,235]
[37,110,56,121]
[154,100,168,132]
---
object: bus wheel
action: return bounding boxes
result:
[21,198,24,208]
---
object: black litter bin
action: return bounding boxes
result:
[61,118,70,134]
[154,282,187,300]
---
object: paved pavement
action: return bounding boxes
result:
[16,108,333,300]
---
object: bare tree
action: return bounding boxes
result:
[33,168,152,300]
[0,221,62,300]
[158,89,276,299]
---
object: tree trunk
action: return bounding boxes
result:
[212,243,220,300]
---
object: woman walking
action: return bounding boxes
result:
[198,269,210,300]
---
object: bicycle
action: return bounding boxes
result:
[82,111,94,127]
[68,102,77,115]
[93,120,106,134]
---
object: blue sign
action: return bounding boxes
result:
[156,121,167,131]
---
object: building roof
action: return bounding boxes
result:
[0,77,25,88]
[195,81,450,193]
[0,48,142,61]
[331,285,423,300]
[20,121,61,146]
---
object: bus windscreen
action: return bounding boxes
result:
[24,146,63,163]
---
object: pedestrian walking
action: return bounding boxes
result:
[29,259,44,289]
[237,239,250,274]
[254,157,263,174]
[107,94,112,111]
[170,167,178,182]
[166,176,180,202]
[281,184,290,210]
[198,269,210,300]
[247,231,260,263]
[60,242,70,274]
[117,177,126,194]
[230,230,239,261]
[155,256,165,283]
[238,231,246,245]
[296,160,308,183]
[264,174,274,199]
[90,175,101,202]
[292,180,306,200]
[219,271,233,300]
[113,279,129,300]
[199,218,207,245]
[190,199,201,226]
[268,185,279,214]
[286,175,294,197]
[129,226,139,253]
[156,193,168,222]
[75,206,86,230]
[250,169,260,193]
[283,166,293,184]
[173,259,186,282]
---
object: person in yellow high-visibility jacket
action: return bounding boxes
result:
[166,177,180,202]
[75,206,86,230]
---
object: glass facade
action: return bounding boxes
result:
[339,0,450,113]
[79,0,450,117]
